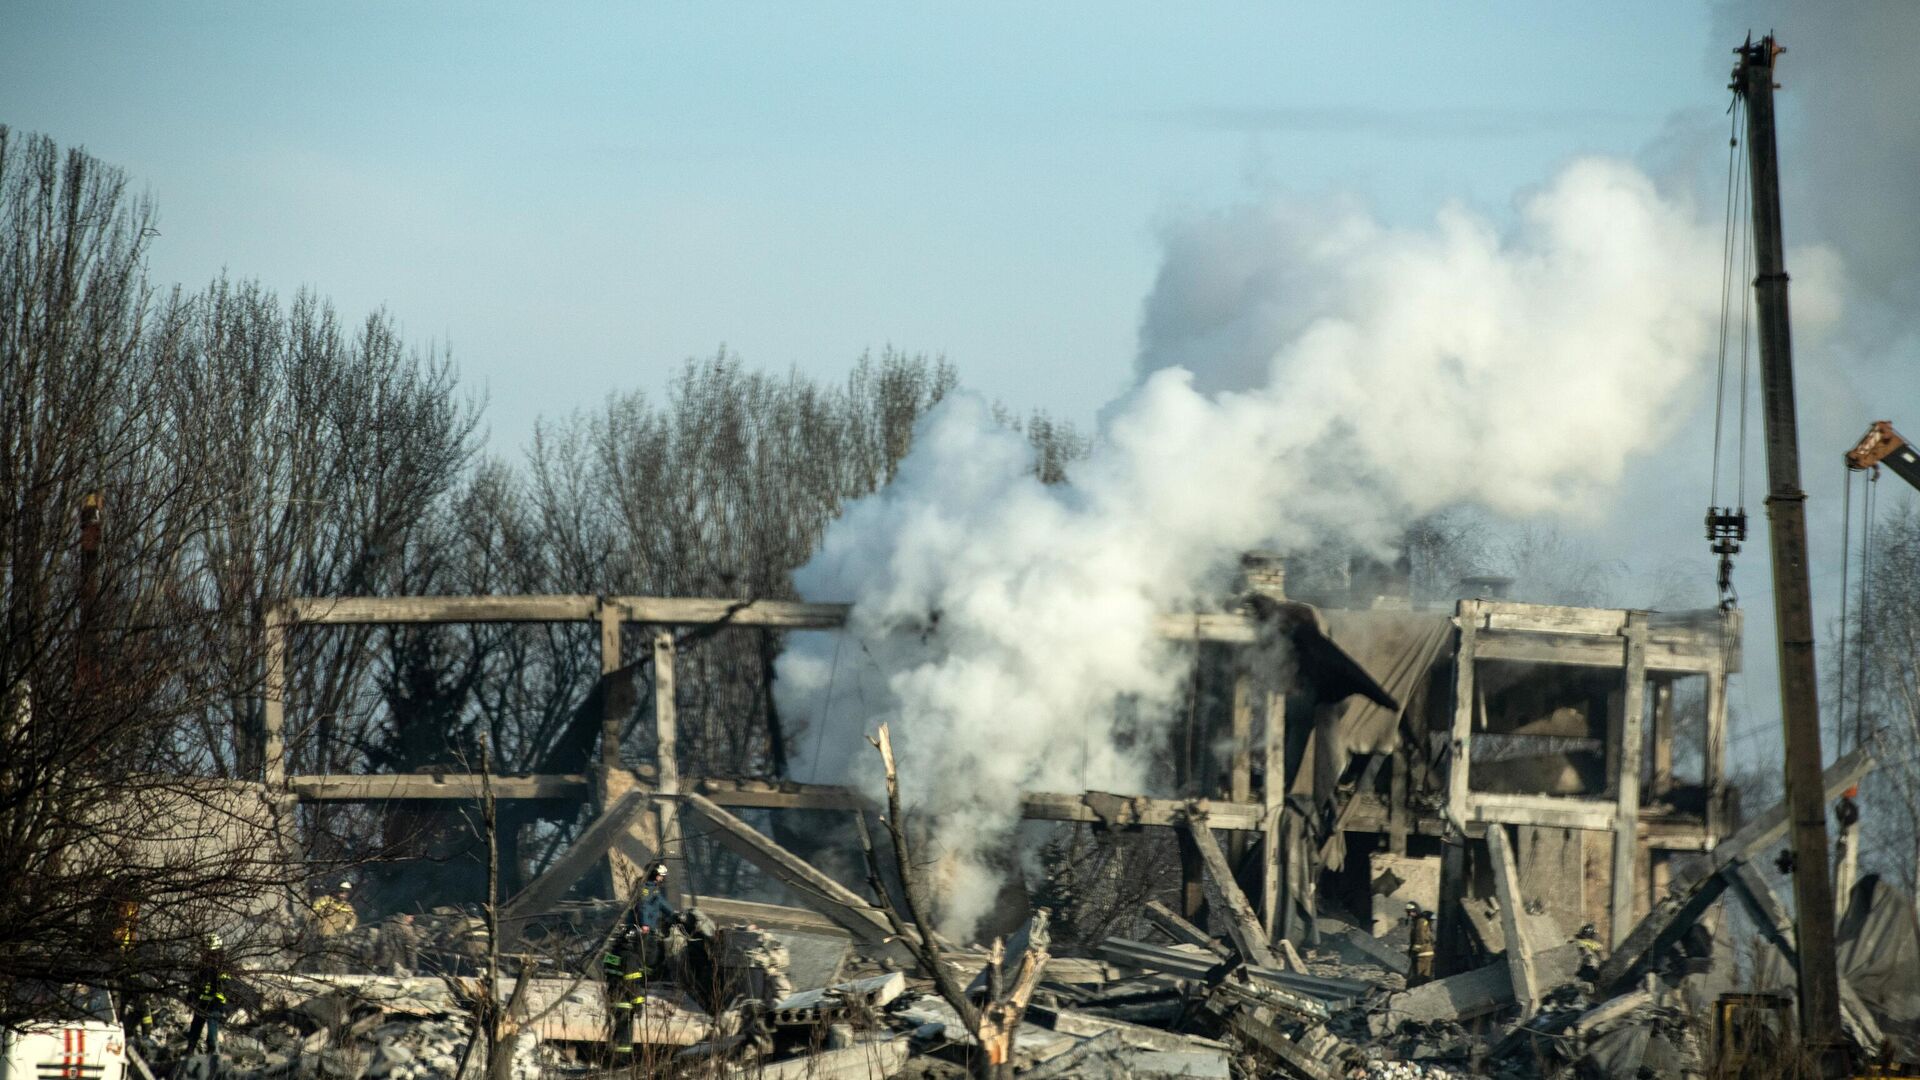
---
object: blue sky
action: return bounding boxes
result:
[4,3,1717,451]
[8,3,1918,778]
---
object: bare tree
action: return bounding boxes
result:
[152,277,480,784]
[0,129,295,1024]
[1834,503,1920,895]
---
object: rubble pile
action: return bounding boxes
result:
[112,902,1758,1080]
[134,982,556,1080]
[108,862,1920,1080]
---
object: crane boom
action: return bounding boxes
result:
[1845,420,1920,493]
[1735,35,1847,1067]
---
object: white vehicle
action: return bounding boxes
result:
[0,1022,127,1080]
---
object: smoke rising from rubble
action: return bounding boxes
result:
[778,158,1729,938]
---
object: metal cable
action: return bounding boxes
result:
[1710,101,1743,509]
[1857,473,1878,749]
[805,629,846,784]
[1839,465,1854,751]
[1737,165,1754,510]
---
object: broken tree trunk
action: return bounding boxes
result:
[860,725,993,1080]
[975,912,1053,1074]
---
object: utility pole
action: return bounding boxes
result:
[1734,35,1845,1064]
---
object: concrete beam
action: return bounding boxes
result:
[501,790,652,927]
[1144,900,1228,958]
[678,793,904,953]
[1185,820,1281,969]
[1485,826,1540,1018]
[289,774,591,801]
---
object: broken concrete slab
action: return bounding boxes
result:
[771,971,906,1023]
[1226,1006,1345,1080]
[1020,1030,1123,1080]
[1314,916,1411,976]
[1029,1005,1233,1054]
[1098,937,1368,1005]
[1021,1028,1231,1080]
[1485,825,1540,1019]
[1054,983,1191,1026]
[1370,943,1582,1033]
[249,973,462,1017]
[1205,973,1333,1024]
[1369,853,1440,937]
[726,1036,911,1080]
[681,793,906,955]
[1119,1048,1233,1078]
[499,789,651,933]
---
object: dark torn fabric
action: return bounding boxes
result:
[1307,610,1454,804]
[1274,802,1318,947]
[1577,1013,1691,1080]
[1836,874,1920,1059]
[1753,873,1920,1061]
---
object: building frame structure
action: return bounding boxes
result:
[266,590,1738,961]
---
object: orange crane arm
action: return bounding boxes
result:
[1845,420,1920,493]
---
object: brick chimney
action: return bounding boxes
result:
[1238,550,1287,601]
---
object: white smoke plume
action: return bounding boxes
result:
[777,158,1727,938]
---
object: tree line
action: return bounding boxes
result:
[0,129,1099,1009]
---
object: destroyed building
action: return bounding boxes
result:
[186,536,1827,1079]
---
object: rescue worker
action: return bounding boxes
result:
[1405,903,1436,987]
[376,913,421,976]
[184,933,232,1057]
[311,881,357,973]
[635,861,675,934]
[110,896,155,1050]
[1574,922,1605,980]
[601,925,650,1052]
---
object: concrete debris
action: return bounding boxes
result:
[1361,1063,1467,1080]
[107,857,1920,1080]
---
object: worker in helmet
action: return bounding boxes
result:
[110,895,155,1051]
[1574,922,1605,980]
[184,933,232,1057]
[635,862,676,934]
[601,925,650,1052]
[628,861,675,979]
[1405,903,1436,987]
[311,881,358,973]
